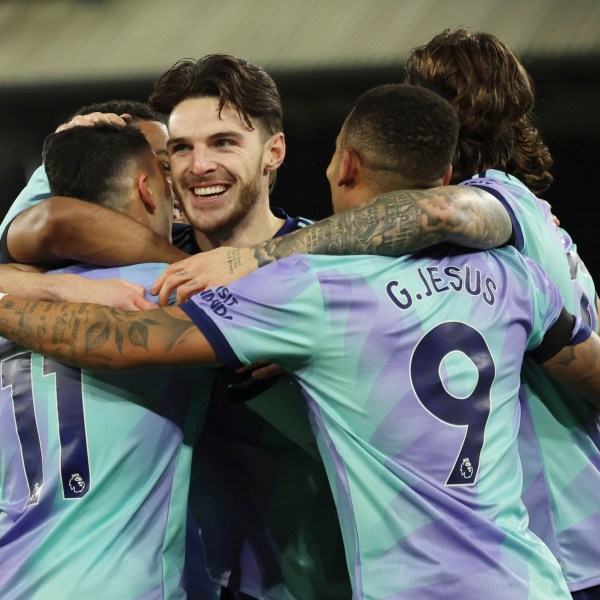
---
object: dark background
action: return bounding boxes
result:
[0,58,597,281]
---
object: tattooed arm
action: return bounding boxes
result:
[0,296,217,370]
[542,333,600,409]
[152,186,512,305]
[256,186,511,262]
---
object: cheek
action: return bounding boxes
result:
[170,161,186,186]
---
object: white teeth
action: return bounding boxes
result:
[193,185,227,197]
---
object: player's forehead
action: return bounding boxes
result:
[167,96,257,142]
[136,120,168,156]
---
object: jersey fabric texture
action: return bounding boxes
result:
[181,246,574,600]
[186,211,352,600]
[463,170,600,592]
[0,262,213,599]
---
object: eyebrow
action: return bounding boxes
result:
[167,137,187,148]
[167,130,245,147]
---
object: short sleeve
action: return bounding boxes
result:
[180,255,326,371]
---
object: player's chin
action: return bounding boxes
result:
[189,211,237,237]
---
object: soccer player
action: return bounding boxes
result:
[0,123,214,599]
[402,31,600,600]
[0,83,597,599]
[151,55,350,600]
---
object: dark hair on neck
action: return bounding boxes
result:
[149,54,283,136]
[42,124,152,211]
[342,84,458,191]
[72,99,167,125]
[404,27,553,195]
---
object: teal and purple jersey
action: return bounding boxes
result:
[0,262,213,599]
[0,165,50,261]
[181,246,576,599]
[463,170,600,591]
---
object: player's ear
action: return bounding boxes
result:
[263,132,286,174]
[337,148,360,187]
[136,173,157,213]
[442,165,453,186]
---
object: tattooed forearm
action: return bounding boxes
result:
[252,186,512,265]
[0,297,205,371]
[542,334,600,409]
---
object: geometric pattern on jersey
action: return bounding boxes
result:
[182,245,572,599]
[463,170,600,591]
[0,262,213,599]
[186,213,352,600]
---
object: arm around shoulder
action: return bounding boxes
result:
[5,196,187,266]
[251,186,513,266]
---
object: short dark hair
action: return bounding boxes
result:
[42,124,153,211]
[405,28,553,195]
[149,54,283,136]
[342,84,458,190]
[72,99,167,125]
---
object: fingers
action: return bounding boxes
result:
[250,364,286,379]
[157,273,185,306]
[95,279,155,311]
[55,112,132,133]
[133,295,159,311]
[152,259,203,306]
[150,261,186,295]
[175,279,204,305]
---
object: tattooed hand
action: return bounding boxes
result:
[150,247,258,306]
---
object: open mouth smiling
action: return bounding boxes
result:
[192,184,230,199]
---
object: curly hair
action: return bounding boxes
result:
[405,28,553,195]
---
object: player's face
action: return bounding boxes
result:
[138,119,171,177]
[146,153,175,241]
[167,96,282,238]
[138,119,174,239]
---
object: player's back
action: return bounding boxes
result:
[463,170,600,590]
[299,247,571,599]
[0,263,212,599]
[184,245,573,599]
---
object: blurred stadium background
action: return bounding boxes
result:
[1,0,598,277]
